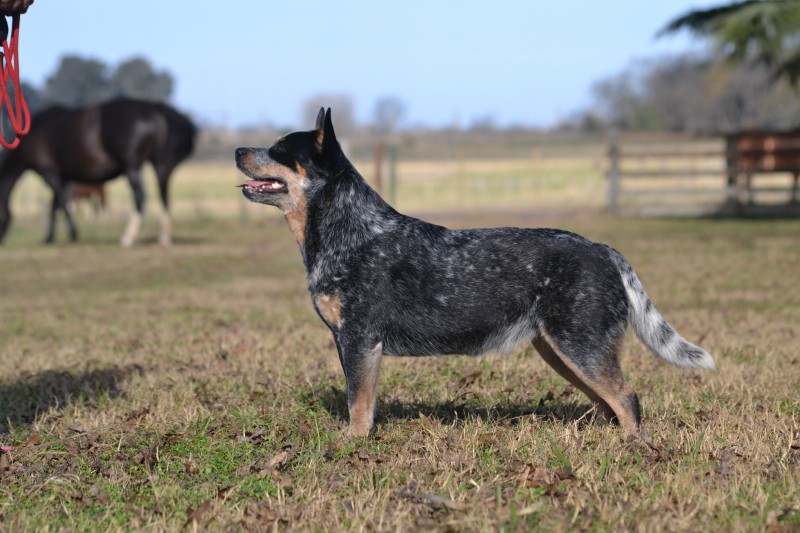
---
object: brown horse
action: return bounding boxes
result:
[0,98,196,245]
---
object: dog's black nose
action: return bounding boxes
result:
[235,147,250,159]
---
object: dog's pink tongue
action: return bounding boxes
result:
[236,180,263,188]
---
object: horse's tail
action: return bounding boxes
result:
[157,103,197,164]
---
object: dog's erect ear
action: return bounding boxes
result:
[315,107,325,131]
[314,107,338,156]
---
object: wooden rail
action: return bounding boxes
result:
[725,131,800,205]
[608,131,800,215]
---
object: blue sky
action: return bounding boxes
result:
[20,1,720,129]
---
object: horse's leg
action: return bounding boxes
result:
[154,163,174,247]
[45,195,57,243]
[121,169,145,247]
[41,174,77,243]
[0,171,22,244]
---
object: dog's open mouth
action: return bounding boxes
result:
[236,178,287,193]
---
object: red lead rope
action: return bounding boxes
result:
[0,14,29,149]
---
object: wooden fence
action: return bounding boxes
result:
[726,130,800,206]
[607,131,800,216]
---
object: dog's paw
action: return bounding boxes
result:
[346,425,371,438]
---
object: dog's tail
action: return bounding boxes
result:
[608,247,716,371]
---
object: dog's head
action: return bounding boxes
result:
[235,107,341,244]
[235,107,340,209]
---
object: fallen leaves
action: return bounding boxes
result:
[235,427,267,446]
[183,458,199,477]
[242,501,288,529]
[350,448,388,465]
[124,406,151,425]
[264,447,292,470]
[236,445,294,485]
[515,464,581,496]
[133,439,161,471]
[183,499,211,530]
[1,433,42,464]
[22,433,42,447]
[398,487,471,511]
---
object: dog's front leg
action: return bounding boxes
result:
[341,341,383,437]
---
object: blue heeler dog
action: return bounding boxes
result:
[235,108,715,445]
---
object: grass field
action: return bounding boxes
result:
[5,153,608,226]
[1,158,799,531]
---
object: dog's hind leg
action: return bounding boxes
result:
[534,329,650,444]
[533,336,616,423]
[340,341,383,437]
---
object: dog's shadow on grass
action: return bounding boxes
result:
[0,364,144,434]
[311,384,598,429]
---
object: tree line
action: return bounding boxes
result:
[20,55,409,135]
[20,55,173,116]
[23,0,800,138]
[574,0,800,134]
[574,52,800,134]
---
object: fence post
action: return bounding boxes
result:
[373,139,385,196]
[388,144,397,206]
[607,132,620,215]
[724,135,738,204]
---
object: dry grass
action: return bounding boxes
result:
[0,160,798,531]
[6,152,606,227]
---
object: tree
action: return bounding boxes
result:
[588,52,800,132]
[660,0,800,85]
[372,96,405,133]
[108,57,173,102]
[41,55,174,109]
[469,115,498,132]
[20,81,47,116]
[590,69,660,131]
[43,55,109,107]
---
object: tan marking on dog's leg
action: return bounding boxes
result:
[159,209,172,247]
[315,294,342,329]
[533,336,615,422]
[120,211,142,247]
[538,330,641,439]
[348,343,382,437]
